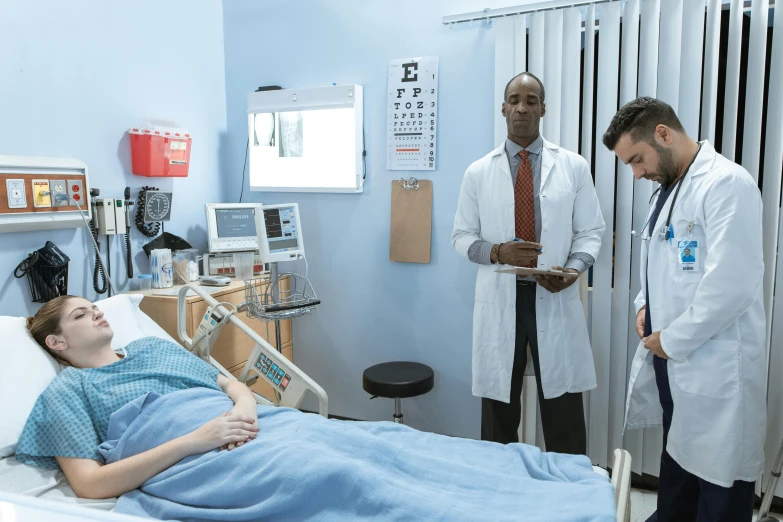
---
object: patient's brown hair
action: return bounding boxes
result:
[26,295,77,363]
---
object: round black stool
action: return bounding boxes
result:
[362,362,434,424]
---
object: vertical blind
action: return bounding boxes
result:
[493,0,783,498]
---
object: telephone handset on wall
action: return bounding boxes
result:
[89,188,108,294]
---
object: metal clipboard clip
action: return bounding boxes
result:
[399,177,419,190]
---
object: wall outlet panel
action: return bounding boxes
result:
[31,180,51,208]
[0,173,87,214]
[49,179,68,207]
[67,179,84,207]
[5,179,26,209]
[0,156,91,233]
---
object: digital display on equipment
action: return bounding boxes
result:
[215,208,256,238]
[263,207,299,253]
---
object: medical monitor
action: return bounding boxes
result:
[255,203,305,263]
[206,203,261,253]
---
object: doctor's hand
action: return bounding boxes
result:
[636,306,646,339]
[534,267,579,293]
[642,331,669,359]
[497,241,542,267]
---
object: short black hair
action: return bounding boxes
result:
[504,72,545,103]
[602,96,685,150]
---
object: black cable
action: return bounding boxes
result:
[124,186,133,279]
[124,230,133,279]
[90,215,108,294]
[135,186,161,237]
[106,235,112,297]
[14,252,38,279]
[239,139,249,203]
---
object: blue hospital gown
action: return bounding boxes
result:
[16,337,220,469]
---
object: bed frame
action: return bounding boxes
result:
[176,284,329,417]
[0,284,632,519]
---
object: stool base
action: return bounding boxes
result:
[394,397,403,424]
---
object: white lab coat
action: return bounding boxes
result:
[624,141,767,487]
[452,138,605,402]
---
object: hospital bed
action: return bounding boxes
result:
[0,285,632,521]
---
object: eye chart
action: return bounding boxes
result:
[386,56,439,171]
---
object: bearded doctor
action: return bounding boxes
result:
[452,72,604,454]
[603,97,767,522]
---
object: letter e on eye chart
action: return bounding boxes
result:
[387,56,439,171]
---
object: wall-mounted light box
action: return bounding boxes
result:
[247,84,364,193]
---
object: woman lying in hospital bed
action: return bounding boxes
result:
[13,295,618,522]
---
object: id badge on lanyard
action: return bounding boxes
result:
[676,221,700,273]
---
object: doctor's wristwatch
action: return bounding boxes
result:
[490,243,501,264]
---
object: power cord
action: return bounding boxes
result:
[88,206,108,294]
[299,253,309,280]
[124,230,133,279]
[53,192,117,296]
[106,236,112,297]
[123,186,134,279]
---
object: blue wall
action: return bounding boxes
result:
[0,0,227,315]
[223,0,497,437]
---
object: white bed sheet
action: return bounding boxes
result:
[0,456,116,511]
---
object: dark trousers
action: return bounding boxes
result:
[647,355,755,522]
[480,282,587,455]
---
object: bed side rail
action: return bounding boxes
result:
[176,283,328,417]
[611,448,632,522]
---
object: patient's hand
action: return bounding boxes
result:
[183,412,259,454]
[227,405,258,450]
[215,374,259,450]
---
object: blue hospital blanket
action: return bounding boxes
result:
[101,387,616,521]
[16,337,220,469]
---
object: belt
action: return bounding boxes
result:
[517,279,536,286]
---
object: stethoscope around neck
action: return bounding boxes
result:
[630,142,703,243]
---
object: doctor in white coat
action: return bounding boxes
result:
[452,73,604,454]
[603,97,766,522]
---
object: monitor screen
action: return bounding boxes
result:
[263,206,299,253]
[215,208,257,238]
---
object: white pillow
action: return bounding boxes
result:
[0,294,177,457]
[0,316,60,458]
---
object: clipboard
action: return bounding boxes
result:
[390,177,432,264]
[496,267,578,278]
